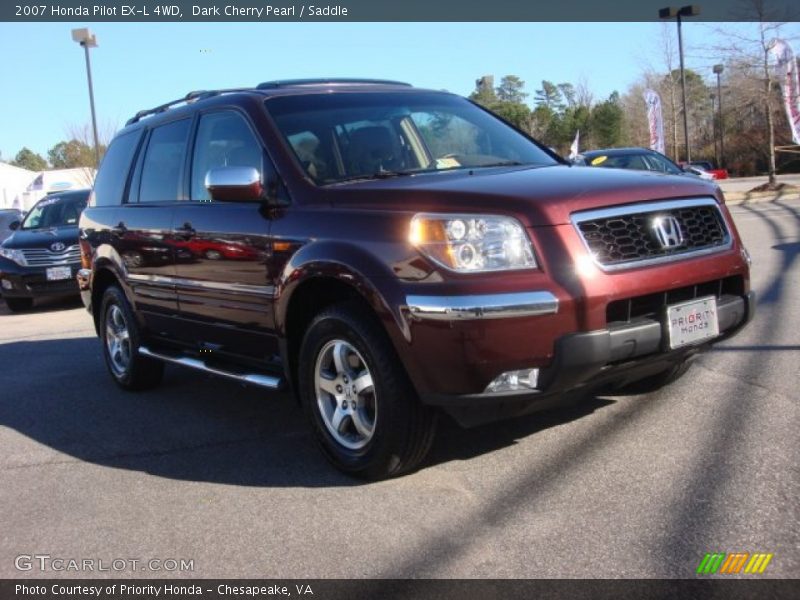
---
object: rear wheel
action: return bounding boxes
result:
[100,286,164,390]
[4,297,33,312]
[298,302,436,479]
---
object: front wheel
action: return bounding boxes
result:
[100,286,164,390]
[620,358,693,394]
[298,302,436,479]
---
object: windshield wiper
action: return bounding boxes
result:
[471,160,526,168]
[331,170,419,184]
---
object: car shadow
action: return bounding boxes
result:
[0,336,615,488]
[0,294,83,315]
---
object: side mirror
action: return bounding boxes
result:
[9,221,20,231]
[205,166,264,202]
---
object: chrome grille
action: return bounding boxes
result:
[571,198,731,270]
[21,245,81,267]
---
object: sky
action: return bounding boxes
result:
[0,21,797,160]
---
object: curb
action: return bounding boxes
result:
[722,190,800,205]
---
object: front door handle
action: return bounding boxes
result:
[175,222,196,240]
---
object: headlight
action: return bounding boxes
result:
[0,247,27,266]
[409,213,537,272]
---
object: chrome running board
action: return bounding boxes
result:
[139,346,283,390]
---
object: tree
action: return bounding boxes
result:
[591,92,624,148]
[11,147,48,171]
[535,81,564,112]
[497,75,528,104]
[469,75,498,106]
[491,101,532,131]
[709,1,792,184]
[47,139,96,169]
[470,74,532,131]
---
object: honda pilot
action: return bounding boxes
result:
[78,79,754,478]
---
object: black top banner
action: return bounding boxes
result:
[3,0,800,22]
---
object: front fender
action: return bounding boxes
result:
[274,240,409,340]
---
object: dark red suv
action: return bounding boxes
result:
[78,79,754,478]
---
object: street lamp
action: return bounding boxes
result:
[710,93,718,166]
[713,63,725,168]
[71,28,100,167]
[659,5,701,162]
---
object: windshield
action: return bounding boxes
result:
[643,152,683,174]
[266,92,557,184]
[21,194,88,230]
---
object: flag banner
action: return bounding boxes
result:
[569,130,580,159]
[643,89,665,154]
[769,38,800,145]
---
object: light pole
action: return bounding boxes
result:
[659,5,701,163]
[710,93,718,166]
[71,28,100,167]
[713,63,725,168]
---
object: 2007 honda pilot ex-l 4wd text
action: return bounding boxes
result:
[78,79,754,479]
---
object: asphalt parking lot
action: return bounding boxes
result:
[0,198,798,579]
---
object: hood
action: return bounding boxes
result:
[325,164,722,225]
[1,226,79,250]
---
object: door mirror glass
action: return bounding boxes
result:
[205,166,264,202]
[9,221,20,231]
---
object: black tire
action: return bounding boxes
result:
[4,297,34,312]
[620,358,693,394]
[298,301,437,479]
[99,285,164,390]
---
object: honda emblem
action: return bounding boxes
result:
[652,216,684,249]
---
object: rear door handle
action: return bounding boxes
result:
[175,222,196,240]
[111,222,127,237]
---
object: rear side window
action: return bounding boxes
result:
[139,119,191,203]
[601,154,649,171]
[190,111,263,201]
[93,130,142,206]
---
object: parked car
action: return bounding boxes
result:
[0,209,24,243]
[682,164,715,181]
[78,80,754,479]
[682,161,729,180]
[0,190,89,311]
[575,147,715,180]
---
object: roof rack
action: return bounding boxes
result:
[125,79,414,126]
[125,88,255,125]
[256,78,412,89]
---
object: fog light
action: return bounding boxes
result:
[1,279,12,290]
[485,368,539,393]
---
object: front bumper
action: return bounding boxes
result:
[419,291,755,426]
[0,261,81,299]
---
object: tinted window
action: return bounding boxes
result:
[139,119,191,203]
[93,129,142,206]
[644,153,682,174]
[267,92,556,184]
[598,154,650,171]
[21,193,88,230]
[190,111,263,201]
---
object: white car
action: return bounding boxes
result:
[682,165,715,180]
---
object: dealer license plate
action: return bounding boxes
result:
[46,266,72,281]
[666,296,720,349]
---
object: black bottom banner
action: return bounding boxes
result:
[1,579,799,600]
